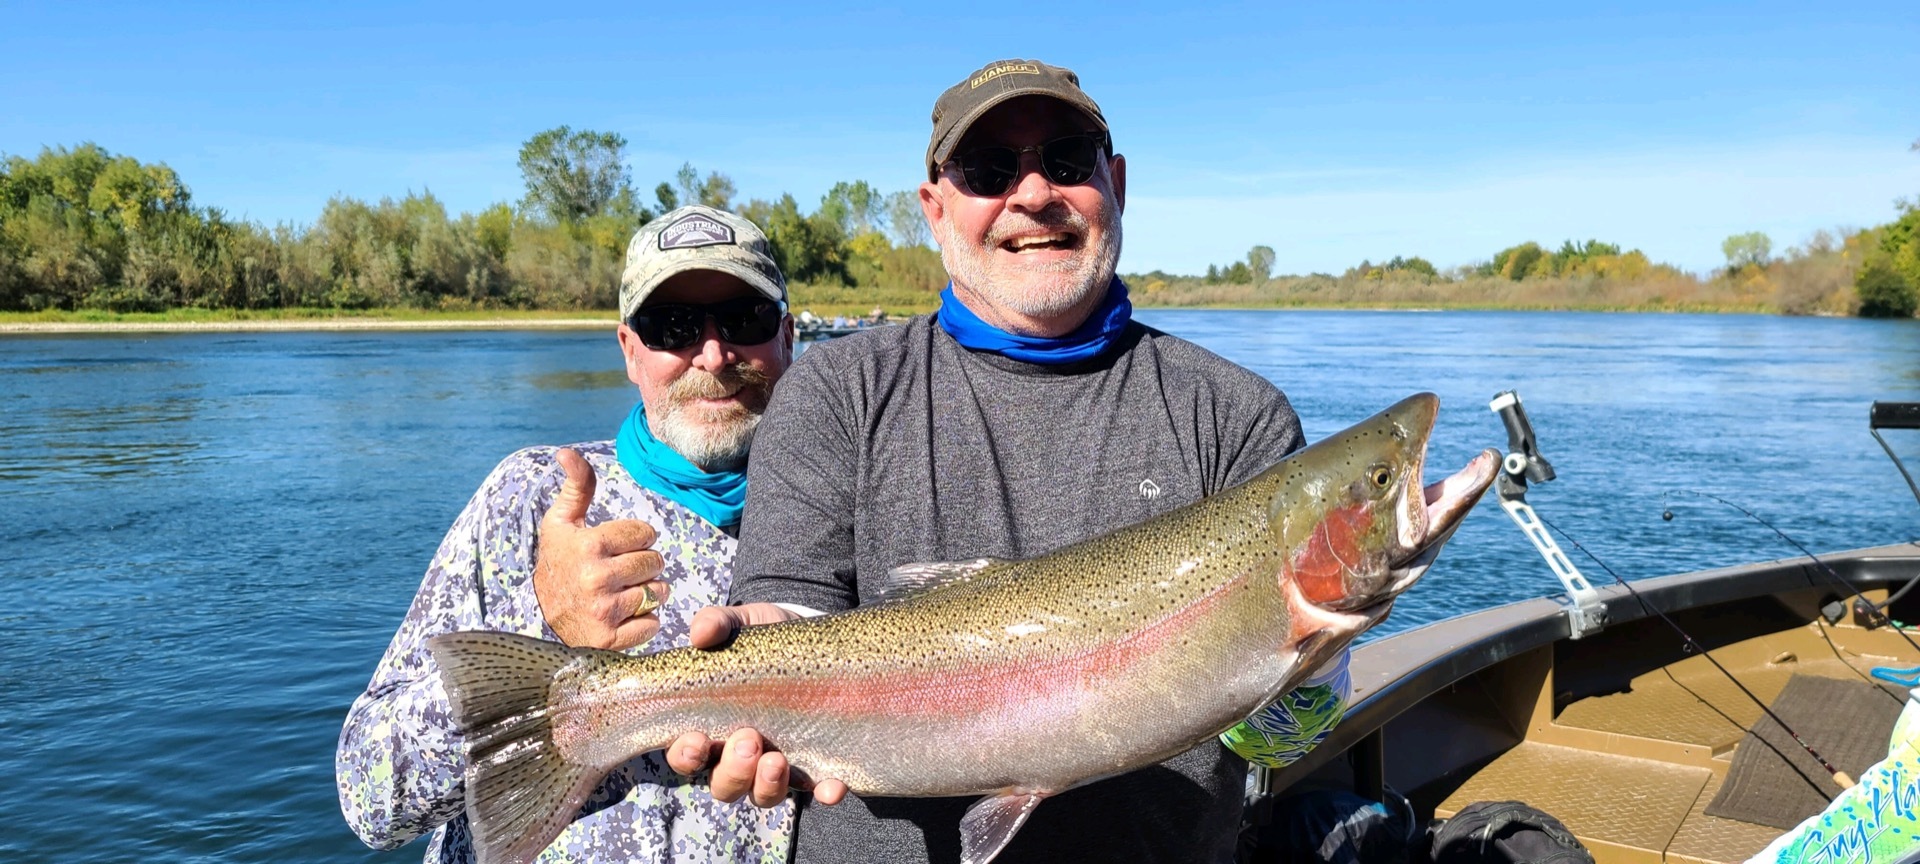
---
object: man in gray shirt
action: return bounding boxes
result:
[668,60,1351,863]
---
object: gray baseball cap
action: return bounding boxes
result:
[926,58,1110,181]
[618,205,786,321]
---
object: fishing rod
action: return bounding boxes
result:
[1849,402,1920,620]
[1660,489,1920,659]
[1488,391,1858,791]
[1532,507,1856,790]
[1870,401,1920,511]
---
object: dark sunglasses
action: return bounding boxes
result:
[947,131,1110,197]
[627,296,783,351]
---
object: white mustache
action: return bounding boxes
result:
[667,364,767,404]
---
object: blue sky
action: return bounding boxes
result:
[4,1,1915,275]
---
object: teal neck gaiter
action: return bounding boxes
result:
[613,402,748,531]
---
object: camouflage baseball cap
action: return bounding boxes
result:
[619,205,786,320]
[926,58,1110,181]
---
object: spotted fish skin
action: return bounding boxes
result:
[431,392,1499,864]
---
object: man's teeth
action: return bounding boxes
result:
[1005,233,1072,251]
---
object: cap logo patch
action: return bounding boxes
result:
[658,214,735,250]
[971,62,1040,89]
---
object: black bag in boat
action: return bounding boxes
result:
[1425,801,1594,864]
[1251,788,1418,864]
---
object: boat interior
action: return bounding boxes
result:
[1264,542,1920,864]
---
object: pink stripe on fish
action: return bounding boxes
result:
[652,575,1254,725]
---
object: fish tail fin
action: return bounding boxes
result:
[428,631,605,864]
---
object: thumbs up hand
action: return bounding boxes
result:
[532,447,670,650]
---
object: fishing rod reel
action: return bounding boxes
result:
[1488,391,1608,639]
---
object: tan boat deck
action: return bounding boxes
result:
[1434,617,1909,864]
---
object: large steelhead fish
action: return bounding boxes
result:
[430,392,1499,864]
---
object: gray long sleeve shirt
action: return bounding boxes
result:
[733,316,1303,864]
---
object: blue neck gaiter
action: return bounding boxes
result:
[614,403,748,531]
[936,277,1133,365]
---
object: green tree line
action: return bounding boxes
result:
[3,129,1915,318]
[0,130,945,315]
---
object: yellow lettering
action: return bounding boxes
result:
[970,63,1040,88]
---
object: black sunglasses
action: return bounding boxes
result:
[627,296,783,351]
[947,131,1110,197]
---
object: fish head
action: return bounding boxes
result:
[1270,393,1499,630]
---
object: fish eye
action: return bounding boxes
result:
[1368,464,1393,488]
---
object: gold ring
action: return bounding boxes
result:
[632,583,660,617]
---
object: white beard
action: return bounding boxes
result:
[650,366,769,472]
[654,404,759,472]
[936,196,1123,327]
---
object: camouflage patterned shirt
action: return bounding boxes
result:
[334,441,793,864]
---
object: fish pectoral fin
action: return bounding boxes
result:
[958,790,1045,864]
[880,557,1003,601]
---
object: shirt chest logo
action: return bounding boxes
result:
[1138,478,1161,501]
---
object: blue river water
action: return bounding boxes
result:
[1,310,1917,862]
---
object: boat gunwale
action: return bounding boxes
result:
[1267,541,1920,790]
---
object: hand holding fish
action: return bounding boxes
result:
[532,447,671,650]
[664,603,851,807]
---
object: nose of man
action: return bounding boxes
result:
[1004,153,1069,211]
[689,320,733,371]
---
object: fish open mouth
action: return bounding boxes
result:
[1382,447,1501,599]
[1297,391,1504,618]
[1308,445,1500,620]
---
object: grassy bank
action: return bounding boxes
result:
[0,306,615,325]
[1125,271,1778,313]
[0,298,1779,333]
[0,262,1883,330]
[0,303,937,334]
[0,307,617,332]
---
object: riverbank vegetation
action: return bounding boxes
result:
[3,131,1915,320]
[1146,199,1920,318]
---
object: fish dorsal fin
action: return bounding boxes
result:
[959,791,1045,864]
[880,557,1002,601]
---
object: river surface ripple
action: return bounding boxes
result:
[1,310,1916,861]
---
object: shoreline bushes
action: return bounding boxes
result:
[3,138,1915,318]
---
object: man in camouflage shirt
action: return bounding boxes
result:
[335,205,799,863]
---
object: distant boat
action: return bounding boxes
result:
[795,319,896,342]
